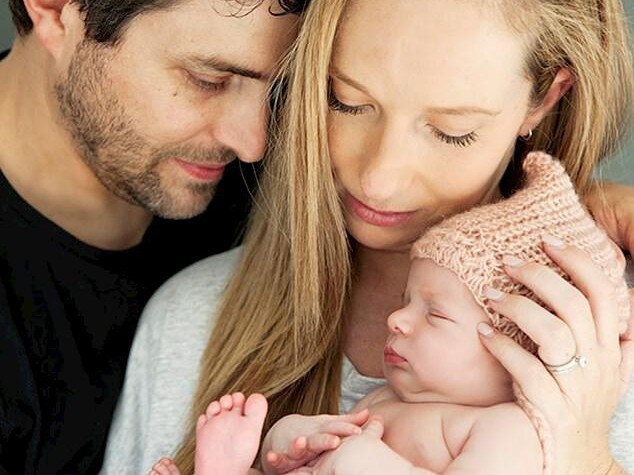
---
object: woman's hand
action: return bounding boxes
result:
[586,181,634,256]
[478,238,634,475]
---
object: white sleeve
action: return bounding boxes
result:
[99,248,241,475]
[99,280,179,475]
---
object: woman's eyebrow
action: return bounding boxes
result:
[330,68,372,95]
[426,105,501,117]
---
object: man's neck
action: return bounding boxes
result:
[0,38,153,251]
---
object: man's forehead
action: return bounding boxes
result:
[121,0,299,71]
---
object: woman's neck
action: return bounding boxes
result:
[344,244,411,377]
[353,245,411,309]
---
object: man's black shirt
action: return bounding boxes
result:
[0,50,257,472]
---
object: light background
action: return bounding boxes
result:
[1,1,633,184]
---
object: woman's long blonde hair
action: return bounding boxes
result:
[173,1,633,472]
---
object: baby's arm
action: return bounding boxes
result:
[285,405,542,475]
[260,410,369,474]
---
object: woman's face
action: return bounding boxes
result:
[328,0,535,252]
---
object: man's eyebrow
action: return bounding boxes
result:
[426,105,501,117]
[184,55,267,81]
[330,68,372,96]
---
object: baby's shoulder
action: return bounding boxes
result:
[473,402,534,429]
[461,402,541,451]
[442,403,537,454]
[446,402,534,435]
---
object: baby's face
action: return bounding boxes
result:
[384,258,513,405]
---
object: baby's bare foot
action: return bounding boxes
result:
[148,457,181,475]
[195,392,268,475]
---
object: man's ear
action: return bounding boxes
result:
[22,0,84,59]
[519,68,575,137]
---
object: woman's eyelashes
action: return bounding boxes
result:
[328,93,368,116]
[430,128,479,148]
[328,92,479,148]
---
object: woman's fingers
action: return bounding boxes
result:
[502,252,597,352]
[477,322,564,416]
[541,240,620,350]
[486,290,576,366]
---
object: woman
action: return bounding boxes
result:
[102,0,634,473]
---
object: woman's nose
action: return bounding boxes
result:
[360,120,417,204]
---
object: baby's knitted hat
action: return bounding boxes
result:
[411,152,630,352]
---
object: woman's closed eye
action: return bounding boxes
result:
[328,93,370,116]
[430,127,479,148]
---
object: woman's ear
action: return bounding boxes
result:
[22,0,84,59]
[519,68,575,137]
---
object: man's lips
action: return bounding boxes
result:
[174,159,228,182]
[345,192,416,228]
[384,345,407,365]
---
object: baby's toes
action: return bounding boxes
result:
[244,393,268,421]
[205,400,222,419]
[149,458,172,475]
[219,393,234,411]
[231,392,246,412]
[161,458,182,475]
[196,413,208,431]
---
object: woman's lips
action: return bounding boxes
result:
[384,345,407,365]
[174,159,227,182]
[345,192,416,227]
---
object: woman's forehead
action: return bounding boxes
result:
[332,0,530,106]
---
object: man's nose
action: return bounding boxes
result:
[212,95,268,164]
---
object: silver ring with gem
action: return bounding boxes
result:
[544,355,589,375]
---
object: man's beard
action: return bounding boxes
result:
[54,40,233,219]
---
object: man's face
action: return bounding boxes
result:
[55,0,299,219]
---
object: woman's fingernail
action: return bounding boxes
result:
[485,287,505,301]
[542,234,566,249]
[503,255,525,267]
[477,322,495,337]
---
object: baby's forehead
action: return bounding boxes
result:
[408,258,463,289]
[408,258,486,320]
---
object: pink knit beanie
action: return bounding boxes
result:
[411,152,630,475]
[411,152,630,349]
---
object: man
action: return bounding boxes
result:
[0,0,304,473]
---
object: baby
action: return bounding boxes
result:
[149,153,630,475]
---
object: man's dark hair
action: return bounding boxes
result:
[9,0,310,43]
